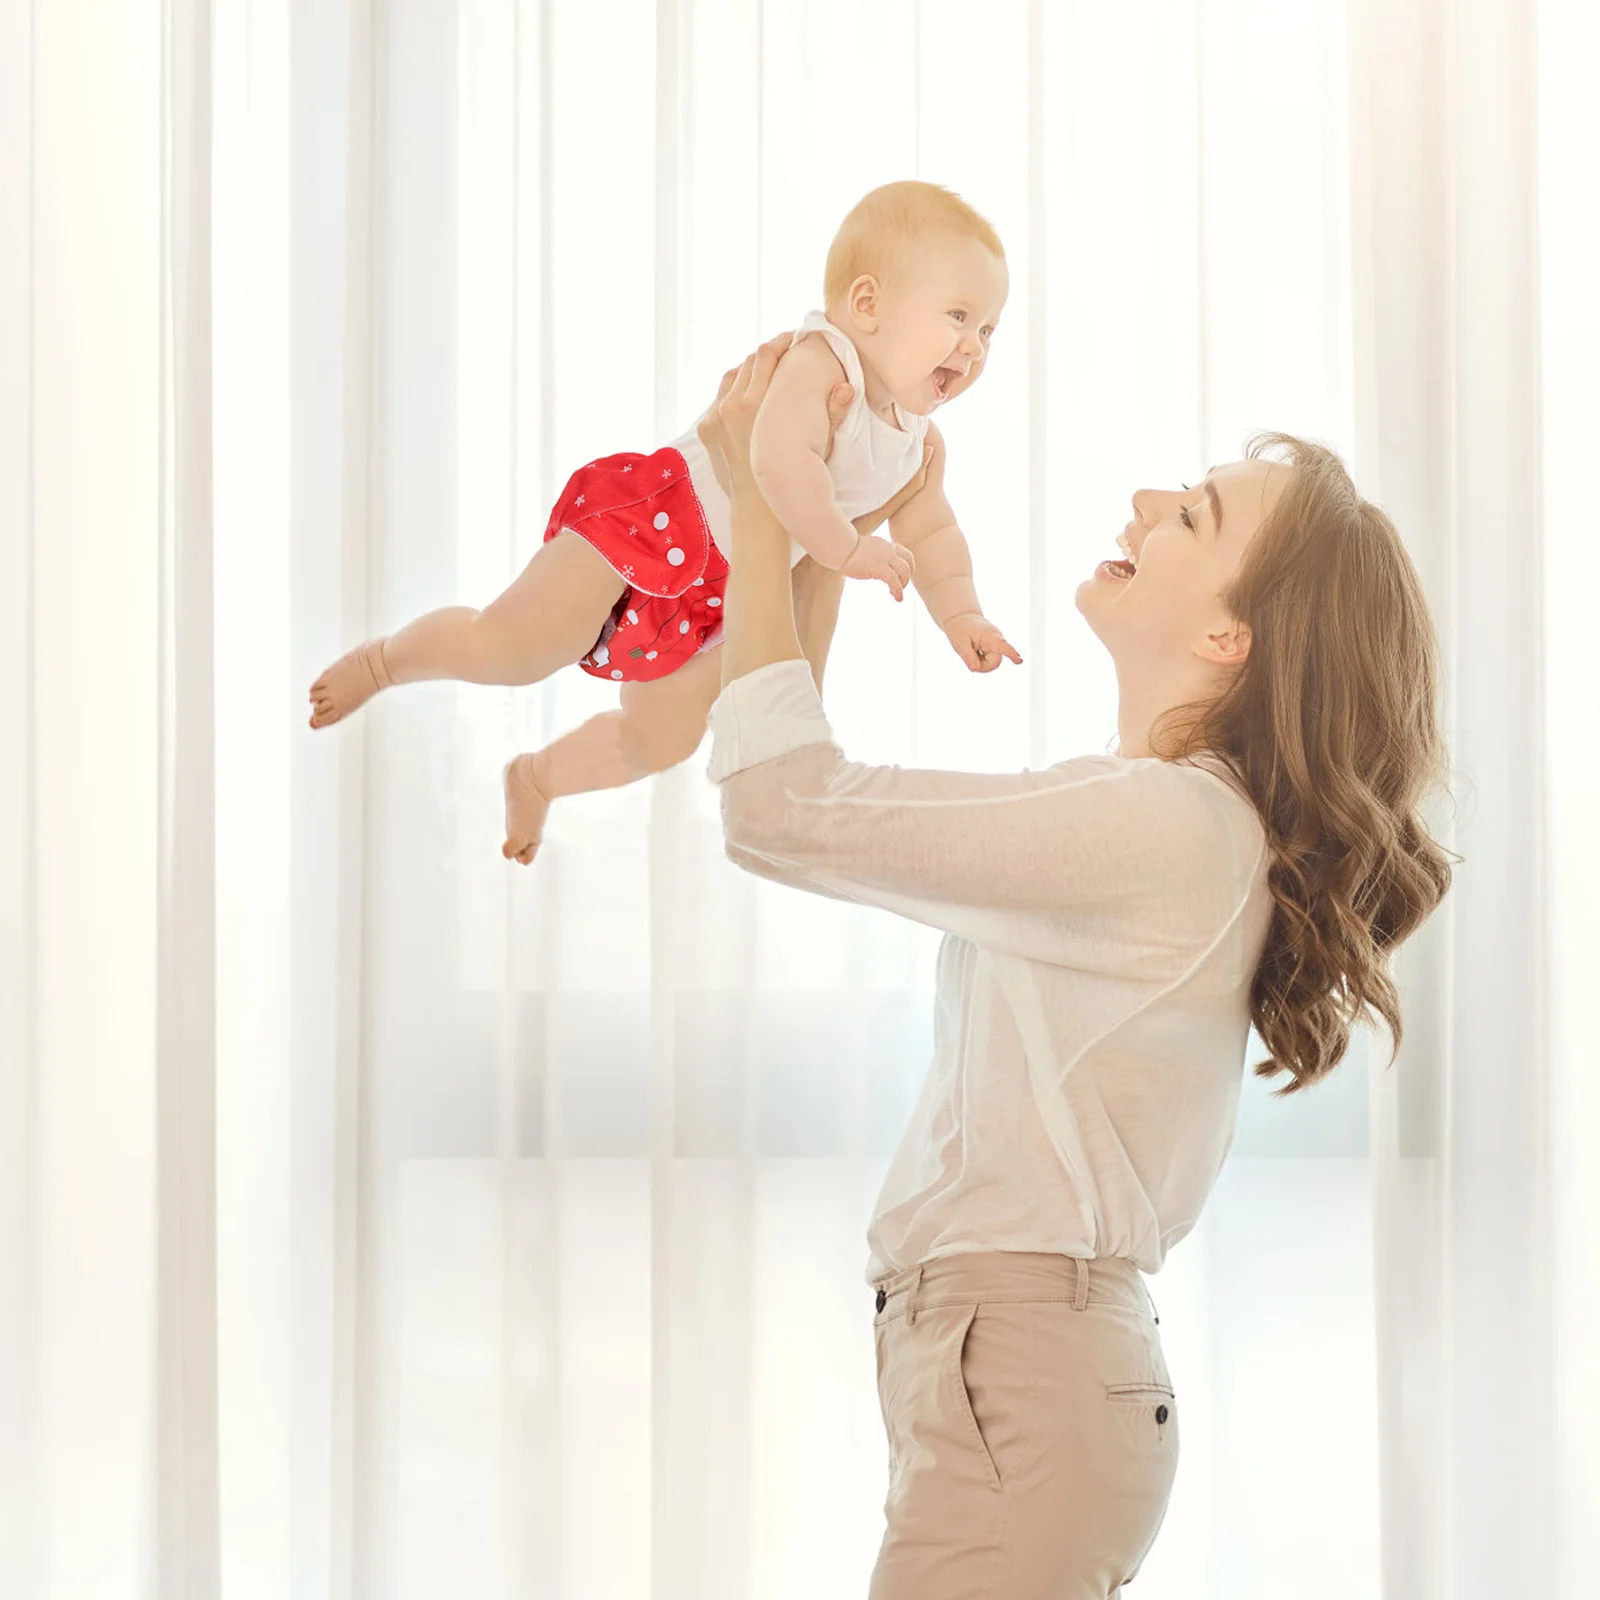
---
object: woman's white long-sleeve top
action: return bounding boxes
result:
[705,658,1274,1286]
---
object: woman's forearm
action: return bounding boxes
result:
[720,485,807,690]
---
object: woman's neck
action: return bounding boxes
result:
[1113,657,1226,759]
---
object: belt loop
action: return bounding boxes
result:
[905,1263,926,1326]
[1072,1256,1089,1312]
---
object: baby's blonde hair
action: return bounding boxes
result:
[823,181,1004,310]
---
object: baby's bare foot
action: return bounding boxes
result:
[309,639,392,729]
[503,752,554,866]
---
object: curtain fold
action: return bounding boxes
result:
[1350,0,1568,1593]
[3,0,220,1594]
[157,0,222,1591]
[0,0,36,1588]
[1537,10,1600,1600]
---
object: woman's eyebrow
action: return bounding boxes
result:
[1202,473,1223,535]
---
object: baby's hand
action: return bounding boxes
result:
[942,612,1023,674]
[842,533,916,603]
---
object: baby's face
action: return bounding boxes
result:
[870,237,1008,416]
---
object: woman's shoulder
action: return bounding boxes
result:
[1046,749,1266,871]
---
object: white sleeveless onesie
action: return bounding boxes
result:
[667,309,933,581]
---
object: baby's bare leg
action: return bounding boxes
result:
[499,562,846,865]
[309,530,625,729]
[502,647,723,865]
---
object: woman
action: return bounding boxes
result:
[695,334,1453,1598]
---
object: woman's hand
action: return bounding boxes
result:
[697,332,794,500]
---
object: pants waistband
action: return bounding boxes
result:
[871,1251,1156,1326]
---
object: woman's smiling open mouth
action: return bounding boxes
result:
[1097,531,1138,580]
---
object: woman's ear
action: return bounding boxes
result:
[1197,618,1251,668]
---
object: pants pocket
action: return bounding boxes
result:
[874,1320,898,1480]
[950,1304,1004,1492]
[1104,1380,1179,1583]
[1105,1380,1178,1449]
[1106,1381,1175,1412]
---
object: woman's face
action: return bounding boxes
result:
[1075,459,1288,671]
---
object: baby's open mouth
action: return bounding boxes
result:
[931,365,963,398]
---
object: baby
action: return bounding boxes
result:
[308,180,1016,865]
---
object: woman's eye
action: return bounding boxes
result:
[1178,483,1195,530]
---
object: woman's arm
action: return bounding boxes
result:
[704,336,809,687]
[713,736,1234,951]
[697,338,1244,954]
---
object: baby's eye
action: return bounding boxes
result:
[950,309,967,323]
[980,326,994,339]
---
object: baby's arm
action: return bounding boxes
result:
[747,334,861,568]
[749,337,917,601]
[888,424,1020,673]
[888,424,981,629]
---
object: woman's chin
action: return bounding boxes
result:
[1074,581,1124,653]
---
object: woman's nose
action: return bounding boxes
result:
[1131,489,1156,523]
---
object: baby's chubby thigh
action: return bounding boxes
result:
[617,646,725,771]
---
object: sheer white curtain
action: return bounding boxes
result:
[1350,2,1600,1596]
[1,0,219,1595]
[3,1,1596,1597]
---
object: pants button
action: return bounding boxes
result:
[875,1288,887,1313]
[1155,1404,1169,1424]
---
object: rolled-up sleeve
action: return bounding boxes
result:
[704,657,838,781]
[703,659,1221,950]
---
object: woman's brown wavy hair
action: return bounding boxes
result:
[1153,433,1455,1095]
